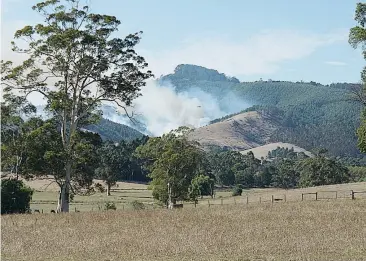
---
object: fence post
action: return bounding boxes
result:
[271,195,274,204]
[194,200,197,208]
[351,190,355,200]
[208,200,210,207]
[284,194,286,202]
[42,209,43,213]
[234,198,236,205]
[315,192,318,201]
[246,195,249,205]
[75,207,77,212]
[302,193,304,201]
[335,191,338,199]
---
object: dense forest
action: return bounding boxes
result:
[161,64,362,158]
[85,118,143,142]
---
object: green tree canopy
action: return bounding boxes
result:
[1,0,152,212]
[297,156,350,187]
[1,179,34,214]
[135,127,208,206]
[349,2,366,153]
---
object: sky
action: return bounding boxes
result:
[1,0,365,86]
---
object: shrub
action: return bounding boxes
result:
[94,183,105,193]
[232,186,243,196]
[104,202,116,210]
[1,179,34,214]
[130,200,145,210]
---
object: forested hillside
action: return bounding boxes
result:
[161,64,362,157]
[85,118,143,142]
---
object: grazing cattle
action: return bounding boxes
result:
[51,210,56,213]
[34,209,40,213]
[274,198,283,202]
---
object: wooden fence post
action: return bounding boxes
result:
[351,190,355,200]
[246,195,249,205]
[208,200,210,207]
[284,194,286,202]
[271,195,274,204]
[335,191,338,199]
[234,198,236,205]
[41,209,43,213]
[315,192,318,201]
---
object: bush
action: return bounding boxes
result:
[94,183,105,193]
[104,202,116,210]
[130,200,145,210]
[1,179,34,214]
[232,186,243,196]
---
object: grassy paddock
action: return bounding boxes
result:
[2,200,366,261]
[22,177,366,213]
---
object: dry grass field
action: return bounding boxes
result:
[19,175,366,213]
[2,200,366,261]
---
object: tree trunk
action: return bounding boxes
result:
[106,183,111,196]
[58,162,71,212]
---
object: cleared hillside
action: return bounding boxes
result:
[189,110,282,150]
[241,142,313,159]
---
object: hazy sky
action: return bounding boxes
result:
[1,0,365,84]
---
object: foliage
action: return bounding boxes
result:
[297,157,350,187]
[267,146,309,160]
[24,120,102,201]
[270,159,300,189]
[348,166,366,182]
[130,200,145,210]
[95,141,126,195]
[1,179,33,214]
[349,2,366,154]
[135,127,208,204]
[94,183,105,193]
[1,0,152,212]
[189,174,215,200]
[85,118,143,142]
[104,202,116,210]
[1,94,43,178]
[232,186,243,196]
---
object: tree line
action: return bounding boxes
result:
[1,95,355,213]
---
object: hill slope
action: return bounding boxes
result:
[162,64,362,157]
[189,110,282,150]
[85,118,144,142]
[241,142,313,160]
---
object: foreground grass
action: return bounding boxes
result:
[2,200,366,261]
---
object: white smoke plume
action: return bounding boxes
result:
[105,80,251,136]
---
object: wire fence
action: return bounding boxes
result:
[30,189,366,213]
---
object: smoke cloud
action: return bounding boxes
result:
[104,80,251,136]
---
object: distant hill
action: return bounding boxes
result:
[85,118,144,142]
[34,105,145,142]
[162,64,362,157]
